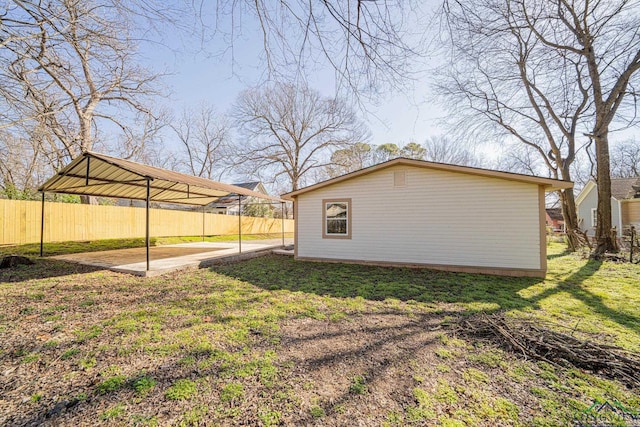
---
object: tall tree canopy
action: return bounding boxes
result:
[232,82,369,191]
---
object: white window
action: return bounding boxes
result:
[591,208,597,227]
[323,199,351,239]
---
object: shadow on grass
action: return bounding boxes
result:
[212,255,640,337]
[0,258,102,282]
[210,255,543,313]
[528,260,640,333]
[547,248,574,260]
[9,309,442,426]
[0,238,158,258]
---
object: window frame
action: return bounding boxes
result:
[591,208,597,228]
[322,198,352,239]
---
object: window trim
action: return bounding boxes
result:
[591,207,597,228]
[322,198,352,239]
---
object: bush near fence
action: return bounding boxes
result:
[0,199,294,245]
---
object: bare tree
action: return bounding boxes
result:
[611,139,640,179]
[0,130,48,199]
[326,142,374,177]
[200,1,426,95]
[0,0,168,201]
[518,0,639,253]
[438,0,598,250]
[422,135,483,167]
[171,104,231,180]
[115,111,169,165]
[495,144,547,177]
[442,0,640,253]
[232,82,369,192]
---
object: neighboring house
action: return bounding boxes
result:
[545,208,565,232]
[282,158,572,278]
[576,177,640,236]
[210,182,270,215]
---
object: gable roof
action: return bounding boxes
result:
[546,208,564,221]
[39,152,284,205]
[281,158,573,200]
[232,182,262,191]
[611,177,640,200]
[211,182,269,207]
[576,177,640,205]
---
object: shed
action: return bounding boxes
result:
[282,158,573,277]
[575,177,640,236]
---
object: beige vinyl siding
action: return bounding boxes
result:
[296,165,541,270]
[622,200,640,227]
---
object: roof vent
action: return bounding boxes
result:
[394,171,407,187]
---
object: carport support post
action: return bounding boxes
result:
[146,180,150,271]
[40,192,45,257]
[281,202,285,246]
[202,206,205,242]
[238,195,242,253]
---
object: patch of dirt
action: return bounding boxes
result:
[276,313,443,425]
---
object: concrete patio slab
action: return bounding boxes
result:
[52,239,293,277]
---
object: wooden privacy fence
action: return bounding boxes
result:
[0,199,294,245]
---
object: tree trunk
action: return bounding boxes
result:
[560,189,580,251]
[594,131,617,254]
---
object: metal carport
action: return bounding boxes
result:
[38,151,286,271]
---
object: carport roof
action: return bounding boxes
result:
[39,151,284,205]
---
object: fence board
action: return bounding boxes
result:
[0,199,294,245]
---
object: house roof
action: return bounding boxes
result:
[231,182,262,191]
[39,152,284,206]
[212,182,268,207]
[576,177,640,205]
[611,177,640,200]
[281,158,573,200]
[546,208,564,221]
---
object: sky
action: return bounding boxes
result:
[139,2,448,152]
[127,1,639,193]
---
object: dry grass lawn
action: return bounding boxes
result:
[1,243,639,426]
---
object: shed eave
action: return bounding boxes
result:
[281,158,573,199]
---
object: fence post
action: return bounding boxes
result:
[40,193,45,257]
[281,202,285,246]
[631,226,636,263]
[146,180,150,271]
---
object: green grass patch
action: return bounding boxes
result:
[349,375,368,395]
[61,348,80,360]
[309,405,326,418]
[165,379,198,401]
[100,403,126,421]
[131,375,157,397]
[21,353,40,363]
[220,382,244,404]
[96,375,126,394]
